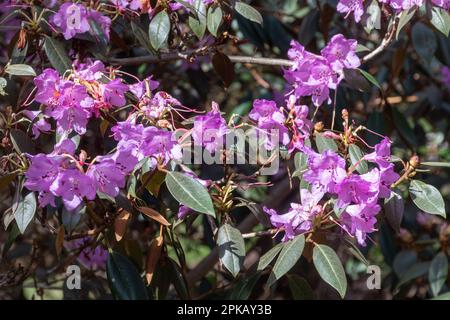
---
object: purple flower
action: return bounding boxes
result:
[142,91,181,119]
[192,102,228,153]
[334,173,377,208]
[31,118,51,138]
[432,0,450,10]
[45,81,92,134]
[51,3,90,40]
[177,205,191,220]
[249,99,284,124]
[50,168,96,210]
[264,189,323,241]
[33,68,61,105]
[51,3,111,40]
[303,149,347,194]
[321,34,360,74]
[24,154,61,193]
[336,0,364,23]
[441,66,450,85]
[100,78,129,107]
[74,59,105,81]
[87,157,126,198]
[129,76,160,99]
[142,127,182,161]
[341,203,380,246]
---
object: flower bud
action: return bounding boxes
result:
[314,121,324,132]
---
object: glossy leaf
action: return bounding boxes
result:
[257,242,283,271]
[384,189,404,233]
[312,244,347,298]
[348,144,368,174]
[234,2,263,25]
[315,133,338,153]
[207,6,223,37]
[409,180,446,218]
[430,7,450,37]
[43,36,71,75]
[5,64,36,76]
[287,274,314,300]
[267,235,305,286]
[428,252,448,297]
[14,192,36,234]
[106,251,149,300]
[166,171,215,216]
[149,11,170,50]
[217,223,245,277]
[188,0,207,39]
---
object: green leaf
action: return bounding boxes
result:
[43,36,71,75]
[14,192,37,234]
[312,244,347,298]
[348,144,368,174]
[287,274,314,300]
[166,171,215,216]
[431,292,450,300]
[315,133,338,153]
[430,7,450,37]
[384,189,404,233]
[188,0,207,39]
[421,161,450,168]
[358,68,381,89]
[409,180,446,218]
[234,2,263,25]
[412,22,437,67]
[229,272,261,299]
[257,242,283,271]
[396,262,429,289]
[5,64,36,76]
[396,8,417,39]
[267,235,305,286]
[10,128,35,154]
[207,6,223,37]
[429,252,448,297]
[364,0,381,33]
[106,251,149,300]
[148,10,170,51]
[217,223,245,277]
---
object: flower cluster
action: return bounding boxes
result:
[51,2,111,40]
[264,138,399,245]
[65,237,108,270]
[337,0,450,23]
[33,60,162,136]
[249,95,312,153]
[24,138,134,211]
[284,34,360,106]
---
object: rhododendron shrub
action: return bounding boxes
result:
[0,0,449,300]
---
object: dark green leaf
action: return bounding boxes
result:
[217,223,245,277]
[10,129,35,154]
[234,2,263,25]
[43,36,71,75]
[166,171,215,216]
[257,242,283,271]
[287,274,314,300]
[106,251,149,300]
[396,8,417,39]
[207,6,223,37]
[312,244,347,298]
[421,161,450,168]
[358,68,381,89]
[188,0,207,39]
[384,189,404,233]
[131,21,155,54]
[229,271,261,299]
[429,252,448,297]
[412,22,437,67]
[409,180,446,218]
[267,235,305,286]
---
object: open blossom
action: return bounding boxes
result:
[100,78,128,107]
[87,157,126,198]
[74,59,105,81]
[336,0,364,23]
[129,76,160,99]
[340,203,380,246]
[264,188,323,241]
[192,102,228,153]
[142,91,181,119]
[142,127,182,162]
[51,2,111,40]
[285,35,359,106]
